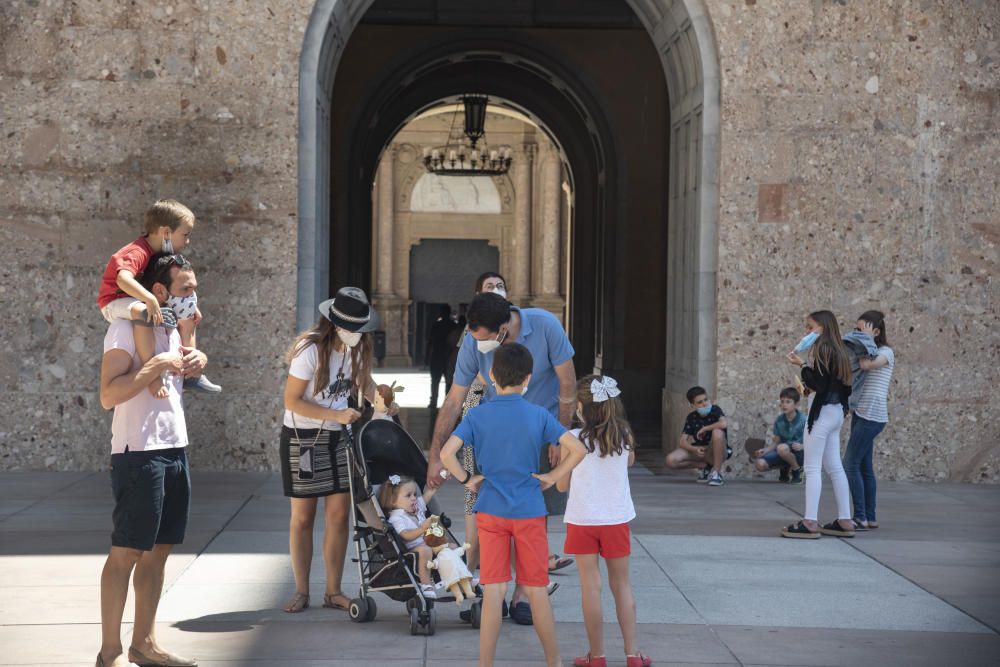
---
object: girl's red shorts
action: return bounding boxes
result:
[563,522,631,558]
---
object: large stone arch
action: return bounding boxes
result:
[297,0,722,433]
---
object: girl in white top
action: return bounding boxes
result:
[378,475,440,599]
[557,375,650,667]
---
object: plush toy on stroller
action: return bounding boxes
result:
[344,417,474,635]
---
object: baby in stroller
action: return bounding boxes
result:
[377,474,440,599]
[346,416,474,635]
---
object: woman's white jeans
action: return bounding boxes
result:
[804,403,851,522]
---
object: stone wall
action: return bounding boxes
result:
[0,0,312,471]
[1,0,997,481]
[710,0,1000,482]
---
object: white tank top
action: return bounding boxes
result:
[563,428,636,526]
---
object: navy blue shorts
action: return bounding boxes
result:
[110,448,190,551]
[761,445,804,469]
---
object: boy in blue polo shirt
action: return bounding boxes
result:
[441,343,587,667]
[752,387,806,484]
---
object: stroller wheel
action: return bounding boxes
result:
[364,595,377,621]
[409,607,421,635]
[405,596,418,614]
[349,597,369,623]
[426,607,437,636]
[470,600,482,629]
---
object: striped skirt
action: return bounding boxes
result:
[280,425,350,498]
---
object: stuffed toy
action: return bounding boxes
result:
[428,542,475,603]
[373,381,404,420]
[423,515,448,548]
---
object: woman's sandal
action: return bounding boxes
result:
[820,521,856,538]
[282,592,309,613]
[322,591,350,610]
[781,520,820,539]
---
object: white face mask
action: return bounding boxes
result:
[337,329,362,348]
[521,383,529,396]
[492,287,507,299]
[476,328,506,354]
[162,236,174,254]
[165,291,197,321]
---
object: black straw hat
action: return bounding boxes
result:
[318,287,376,332]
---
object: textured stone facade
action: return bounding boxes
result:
[1,1,997,481]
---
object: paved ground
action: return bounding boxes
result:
[2,455,999,666]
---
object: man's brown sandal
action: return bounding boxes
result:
[282,591,310,613]
[323,591,350,610]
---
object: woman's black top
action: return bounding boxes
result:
[801,363,851,433]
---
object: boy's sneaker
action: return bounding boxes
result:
[778,467,790,483]
[790,468,803,485]
[184,375,222,393]
[708,471,724,486]
[696,467,711,483]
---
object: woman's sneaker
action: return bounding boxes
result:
[708,471,724,486]
[696,467,712,483]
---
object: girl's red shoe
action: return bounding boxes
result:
[573,654,607,667]
[626,654,653,667]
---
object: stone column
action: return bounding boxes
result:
[533,148,566,320]
[511,144,535,302]
[372,144,411,365]
[375,146,394,297]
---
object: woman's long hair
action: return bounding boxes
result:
[808,310,853,384]
[576,374,635,457]
[286,317,374,401]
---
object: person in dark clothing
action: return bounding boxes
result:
[781,310,855,540]
[426,304,455,408]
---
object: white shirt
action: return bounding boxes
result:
[563,428,636,526]
[388,496,428,549]
[855,346,894,423]
[283,342,353,430]
[103,320,188,454]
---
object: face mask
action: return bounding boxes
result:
[337,329,362,348]
[165,291,197,321]
[794,331,819,353]
[492,288,507,299]
[696,403,713,417]
[521,383,529,396]
[476,329,506,354]
[162,236,174,254]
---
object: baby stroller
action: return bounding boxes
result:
[345,418,472,635]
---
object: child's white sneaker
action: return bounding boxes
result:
[421,583,437,599]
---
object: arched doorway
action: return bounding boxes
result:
[297,0,721,441]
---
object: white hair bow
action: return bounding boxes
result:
[388,474,401,485]
[590,376,621,403]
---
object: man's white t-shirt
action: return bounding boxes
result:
[563,428,636,526]
[103,320,188,454]
[282,342,353,430]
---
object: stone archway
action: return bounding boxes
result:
[297,0,722,437]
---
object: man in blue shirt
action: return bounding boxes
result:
[427,293,577,620]
[440,343,586,667]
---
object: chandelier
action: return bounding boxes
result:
[422,95,513,176]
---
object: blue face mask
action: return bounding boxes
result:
[696,403,713,417]
[794,331,819,353]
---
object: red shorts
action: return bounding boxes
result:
[563,522,631,559]
[476,513,549,587]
